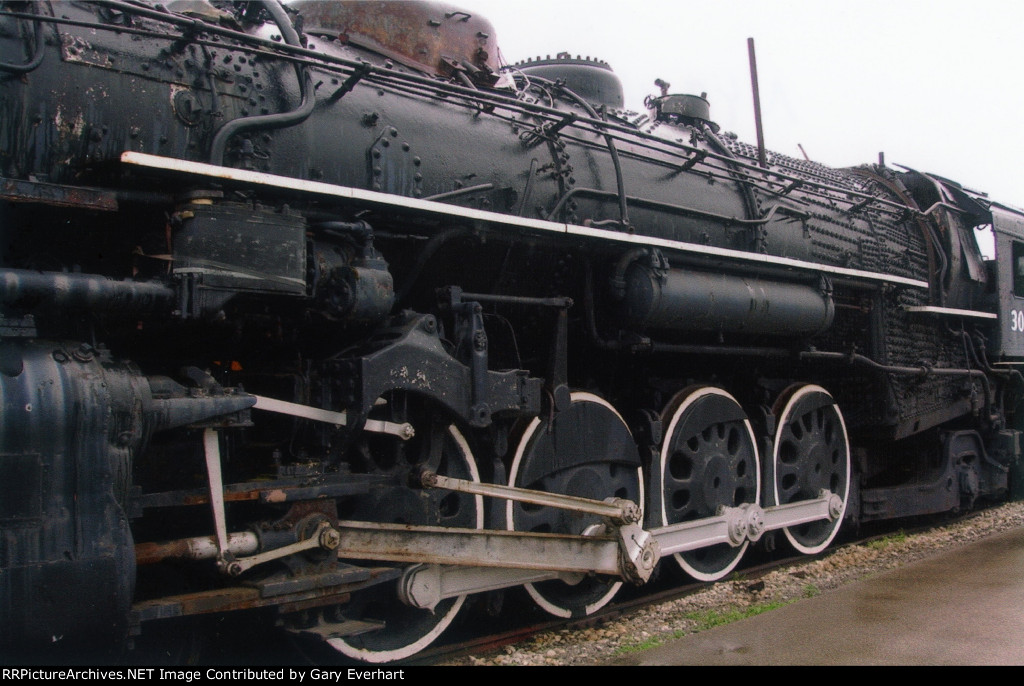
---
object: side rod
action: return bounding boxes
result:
[393,494,839,609]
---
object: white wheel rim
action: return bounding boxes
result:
[658,386,760,581]
[330,424,483,662]
[507,392,642,617]
[772,385,850,555]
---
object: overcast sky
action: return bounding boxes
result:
[454,0,1024,210]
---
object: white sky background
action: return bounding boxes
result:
[455,0,1024,209]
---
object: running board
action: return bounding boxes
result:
[119,151,929,291]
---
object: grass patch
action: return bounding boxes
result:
[613,599,794,656]
[865,530,908,550]
[614,635,666,655]
[683,599,793,631]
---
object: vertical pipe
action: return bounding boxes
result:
[748,38,767,169]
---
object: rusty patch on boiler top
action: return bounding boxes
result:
[291,0,499,76]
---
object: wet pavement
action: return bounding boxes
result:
[607,527,1024,665]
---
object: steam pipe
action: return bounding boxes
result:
[800,349,994,420]
[209,1,314,165]
[748,38,767,169]
[0,269,174,313]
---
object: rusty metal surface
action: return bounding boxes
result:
[134,474,381,510]
[0,176,118,211]
[134,532,259,565]
[292,0,498,75]
[336,520,623,575]
[131,567,399,621]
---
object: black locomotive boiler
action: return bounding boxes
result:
[1,0,1022,663]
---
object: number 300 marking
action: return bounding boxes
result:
[1011,309,1024,332]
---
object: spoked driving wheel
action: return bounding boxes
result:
[771,384,850,555]
[506,392,643,618]
[328,392,484,663]
[657,386,760,581]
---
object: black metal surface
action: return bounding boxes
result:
[621,263,835,336]
[0,268,174,313]
[514,54,625,109]
[0,340,249,648]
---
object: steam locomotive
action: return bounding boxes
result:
[1,0,1022,663]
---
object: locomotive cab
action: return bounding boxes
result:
[985,204,1024,359]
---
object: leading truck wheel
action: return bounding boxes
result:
[327,392,484,663]
[657,386,761,581]
[506,392,644,618]
[771,385,851,555]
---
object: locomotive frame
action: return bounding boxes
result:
[1,0,1022,663]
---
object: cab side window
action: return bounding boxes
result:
[1014,241,1024,298]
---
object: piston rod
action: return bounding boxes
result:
[252,394,414,440]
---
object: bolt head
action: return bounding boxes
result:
[828,493,844,520]
[320,528,341,550]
